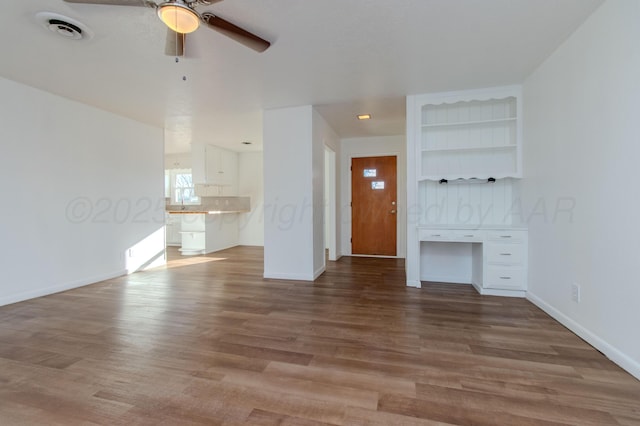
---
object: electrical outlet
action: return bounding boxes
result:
[571,283,581,303]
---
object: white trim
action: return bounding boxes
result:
[313,265,326,280]
[406,279,421,288]
[0,269,127,307]
[479,287,525,298]
[324,146,338,261]
[421,273,470,284]
[263,271,316,281]
[527,291,640,381]
[350,254,404,259]
[203,243,238,255]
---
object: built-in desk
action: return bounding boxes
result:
[418,226,528,297]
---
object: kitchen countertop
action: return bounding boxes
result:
[166,196,250,215]
[166,210,248,215]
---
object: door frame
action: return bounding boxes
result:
[347,152,403,258]
[324,147,338,261]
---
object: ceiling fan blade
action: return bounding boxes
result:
[63,0,153,6]
[201,13,270,53]
[165,29,185,57]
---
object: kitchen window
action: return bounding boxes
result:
[166,169,200,205]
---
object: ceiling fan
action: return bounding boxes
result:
[62,0,271,55]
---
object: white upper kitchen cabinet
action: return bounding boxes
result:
[192,143,238,189]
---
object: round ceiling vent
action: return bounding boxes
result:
[35,12,94,41]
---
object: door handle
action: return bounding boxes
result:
[390,210,396,214]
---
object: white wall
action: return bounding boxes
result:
[340,135,407,257]
[522,0,640,379]
[263,105,319,280]
[238,151,265,246]
[0,76,165,307]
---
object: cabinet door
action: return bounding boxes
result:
[165,215,182,245]
[205,145,223,184]
[191,143,206,183]
[219,148,237,186]
[193,144,238,189]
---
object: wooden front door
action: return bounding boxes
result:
[351,156,397,256]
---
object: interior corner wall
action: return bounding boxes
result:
[340,135,407,258]
[522,0,640,379]
[0,76,165,307]
[263,105,319,280]
[238,151,265,246]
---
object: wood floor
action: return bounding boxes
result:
[0,246,638,425]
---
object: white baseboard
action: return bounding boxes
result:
[406,279,421,288]
[313,265,326,280]
[350,254,404,259]
[204,243,239,254]
[263,271,315,281]
[527,291,640,381]
[421,274,471,284]
[0,269,127,307]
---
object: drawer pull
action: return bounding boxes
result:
[431,234,441,237]
[500,253,512,256]
[499,276,512,280]
[500,235,512,239]
[464,234,474,237]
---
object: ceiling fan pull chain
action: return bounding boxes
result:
[175,28,179,63]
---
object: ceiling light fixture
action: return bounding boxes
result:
[157,1,200,34]
[357,114,372,120]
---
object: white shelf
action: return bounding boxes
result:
[418,173,520,181]
[416,89,521,179]
[422,144,516,153]
[422,117,516,128]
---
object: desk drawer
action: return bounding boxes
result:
[486,243,525,265]
[418,229,452,241]
[484,268,525,290]
[487,230,527,243]
[452,230,485,242]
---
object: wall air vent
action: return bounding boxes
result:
[35,12,94,41]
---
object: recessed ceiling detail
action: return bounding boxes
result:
[35,12,94,41]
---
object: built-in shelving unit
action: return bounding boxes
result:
[405,85,526,294]
[416,88,522,181]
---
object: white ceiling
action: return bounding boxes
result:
[0,0,602,153]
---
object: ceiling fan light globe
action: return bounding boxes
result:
[158,2,200,34]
